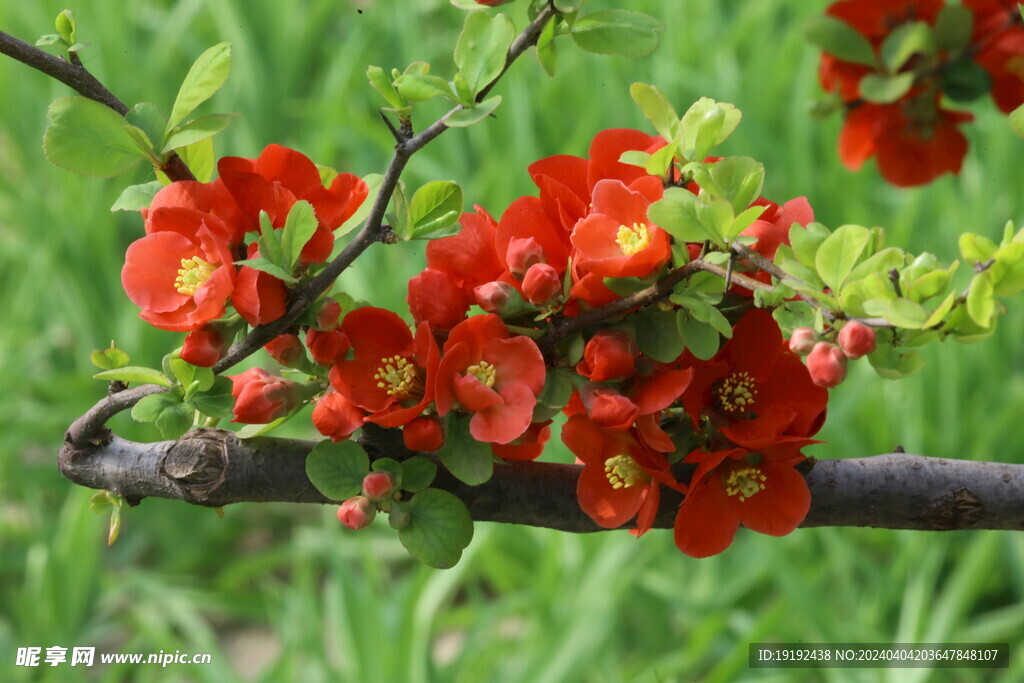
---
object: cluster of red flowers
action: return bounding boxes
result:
[819,0,1024,186]
[125,130,833,558]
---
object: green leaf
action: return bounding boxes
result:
[168,42,232,130]
[868,345,924,379]
[923,291,957,328]
[187,376,234,419]
[90,342,129,370]
[966,270,995,328]
[554,0,583,11]
[455,11,516,95]
[790,222,832,269]
[126,102,168,155]
[279,200,319,269]
[859,72,915,104]
[438,417,493,485]
[162,113,238,153]
[174,136,216,182]
[535,16,558,77]
[846,247,906,283]
[305,440,369,500]
[815,224,871,292]
[366,65,406,110]
[131,392,192,439]
[959,232,998,263]
[991,242,1024,297]
[169,356,215,393]
[942,58,992,102]
[257,211,286,266]
[401,456,437,493]
[629,82,680,142]
[708,157,764,214]
[934,6,973,52]
[44,97,146,177]
[634,308,686,363]
[93,366,172,387]
[676,311,720,361]
[532,368,575,422]
[1010,102,1024,139]
[570,10,664,58]
[644,135,680,176]
[880,21,934,72]
[804,14,877,66]
[680,98,742,161]
[36,35,62,48]
[398,488,474,569]
[111,180,163,212]
[408,181,464,240]
[648,187,714,243]
[371,458,404,487]
[446,95,503,128]
[234,256,298,285]
[884,298,929,329]
[619,150,651,169]
[392,74,456,102]
[55,10,76,45]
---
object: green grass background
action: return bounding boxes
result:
[2,1,1023,681]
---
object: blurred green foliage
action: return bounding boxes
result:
[2,1,1023,681]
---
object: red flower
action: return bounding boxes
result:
[426,208,505,300]
[121,207,236,332]
[232,243,288,326]
[264,333,305,367]
[407,268,469,331]
[965,0,1024,113]
[143,178,247,244]
[576,330,639,382]
[491,420,552,461]
[218,144,368,263]
[570,177,670,279]
[229,367,303,424]
[681,309,827,448]
[673,440,814,558]
[306,327,351,367]
[434,314,546,444]
[562,415,680,534]
[312,389,365,442]
[329,307,439,428]
[838,100,972,187]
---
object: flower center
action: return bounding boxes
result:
[175,256,216,296]
[715,371,758,416]
[466,360,496,387]
[616,223,652,256]
[604,454,646,489]
[724,466,767,502]
[374,355,422,398]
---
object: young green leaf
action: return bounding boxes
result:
[455,11,516,95]
[111,181,163,212]
[677,311,721,360]
[279,200,319,269]
[398,488,474,569]
[305,440,370,500]
[680,98,742,161]
[648,187,715,243]
[408,180,464,239]
[187,376,235,420]
[174,136,216,182]
[162,113,239,153]
[401,456,438,493]
[880,21,934,73]
[815,224,871,292]
[804,14,877,66]
[859,73,915,104]
[570,10,664,58]
[629,82,680,142]
[1010,102,1024,139]
[392,74,456,103]
[446,95,503,128]
[234,256,298,285]
[438,417,493,485]
[634,307,686,363]
[132,392,192,439]
[93,366,172,387]
[366,65,406,110]
[126,102,169,154]
[966,270,995,328]
[168,42,233,130]
[90,342,130,370]
[44,97,147,177]
[55,10,76,46]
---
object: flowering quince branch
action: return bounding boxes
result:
[12,2,1024,567]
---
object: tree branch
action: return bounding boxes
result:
[57,428,1024,532]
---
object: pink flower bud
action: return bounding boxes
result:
[228,367,303,424]
[474,281,515,313]
[403,416,445,452]
[362,471,396,501]
[837,320,877,359]
[306,328,351,366]
[264,333,305,367]
[576,330,638,381]
[337,496,376,530]
[506,236,546,279]
[407,268,469,331]
[521,263,562,304]
[181,325,228,367]
[806,342,848,388]
[788,327,817,356]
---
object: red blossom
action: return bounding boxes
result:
[576,330,639,382]
[491,420,552,461]
[407,268,469,331]
[229,367,303,424]
[312,389,365,442]
[426,208,505,299]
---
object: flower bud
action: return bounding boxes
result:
[362,471,396,501]
[837,320,877,359]
[582,386,640,430]
[264,333,305,367]
[312,389,365,442]
[474,281,516,313]
[314,300,344,331]
[181,325,228,367]
[506,236,546,279]
[576,330,638,381]
[407,268,469,331]
[521,263,562,305]
[788,327,817,356]
[806,342,848,388]
[228,367,303,424]
[403,416,445,452]
[337,496,376,530]
[306,328,351,366]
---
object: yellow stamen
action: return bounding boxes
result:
[466,360,496,387]
[616,223,652,256]
[724,466,767,502]
[604,454,646,490]
[715,371,757,416]
[175,256,216,296]
[373,355,422,398]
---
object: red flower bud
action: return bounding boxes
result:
[181,325,228,367]
[264,333,305,367]
[312,389,365,442]
[521,263,562,305]
[474,281,515,313]
[788,327,817,356]
[407,268,469,331]
[228,367,303,423]
[306,328,351,366]
[337,496,376,530]
[403,416,445,452]
[362,471,396,501]
[837,320,876,359]
[576,330,638,381]
[506,236,546,279]
[806,342,847,388]
[315,300,344,330]
[583,386,640,430]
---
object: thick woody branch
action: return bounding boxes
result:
[58,428,1024,532]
